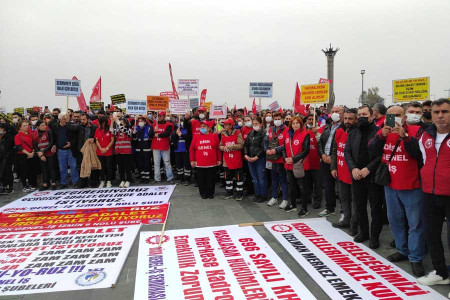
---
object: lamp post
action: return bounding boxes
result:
[360,70,365,104]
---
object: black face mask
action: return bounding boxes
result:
[423,111,431,119]
[53,114,59,119]
[357,117,369,127]
[284,121,290,126]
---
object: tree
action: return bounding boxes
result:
[359,87,384,106]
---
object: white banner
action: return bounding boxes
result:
[268,100,280,111]
[209,105,227,119]
[249,82,273,98]
[55,79,81,96]
[0,225,140,296]
[0,185,175,214]
[134,225,316,300]
[126,99,147,115]
[169,99,189,114]
[178,79,199,96]
[266,219,445,300]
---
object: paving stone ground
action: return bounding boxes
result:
[0,181,448,299]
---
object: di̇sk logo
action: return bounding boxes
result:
[424,139,433,149]
[76,269,106,286]
[33,191,51,197]
[447,139,450,148]
[146,235,169,245]
[155,186,169,191]
[271,224,293,233]
[278,134,284,140]
[293,140,300,146]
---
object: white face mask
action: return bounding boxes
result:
[274,120,282,127]
[253,125,261,132]
[199,113,205,120]
[138,121,145,127]
[245,121,252,127]
[306,124,312,128]
[406,113,421,124]
[12,118,19,124]
[31,120,37,126]
[265,116,272,123]
[394,117,404,126]
[237,121,243,127]
[331,113,341,122]
[165,117,171,121]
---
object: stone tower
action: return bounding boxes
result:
[322,44,339,108]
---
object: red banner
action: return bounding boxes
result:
[90,76,102,102]
[72,76,88,112]
[319,78,332,84]
[200,89,207,105]
[252,98,257,114]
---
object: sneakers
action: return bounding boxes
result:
[267,198,278,207]
[98,181,105,188]
[235,195,243,201]
[298,208,308,217]
[284,205,297,212]
[23,186,35,193]
[318,209,335,217]
[119,181,125,188]
[339,214,345,223]
[279,200,288,209]
[106,181,112,188]
[417,271,450,286]
[223,195,234,200]
[124,181,130,188]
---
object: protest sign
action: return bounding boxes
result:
[0,113,12,123]
[126,100,147,115]
[134,225,316,300]
[0,225,139,296]
[249,82,273,98]
[178,79,199,96]
[189,97,199,109]
[209,105,227,119]
[169,99,189,115]
[301,83,330,104]
[318,78,332,84]
[266,219,444,300]
[55,79,81,97]
[0,204,169,232]
[89,102,104,111]
[268,100,280,111]
[202,101,212,111]
[110,94,126,105]
[25,108,34,114]
[393,77,430,102]
[160,91,176,100]
[147,96,169,111]
[13,108,24,115]
[33,106,42,113]
[0,185,175,214]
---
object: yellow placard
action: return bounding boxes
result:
[300,83,329,104]
[203,101,212,110]
[392,77,429,102]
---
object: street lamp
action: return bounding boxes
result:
[360,70,365,104]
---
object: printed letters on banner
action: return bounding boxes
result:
[134,225,316,300]
[265,219,445,300]
[0,225,140,295]
[0,185,175,214]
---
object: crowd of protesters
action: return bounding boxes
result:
[0,98,450,290]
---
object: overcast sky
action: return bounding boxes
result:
[1,0,449,112]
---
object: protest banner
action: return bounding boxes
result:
[202,101,212,111]
[126,100,147,115]
[301,83,330,104]
[209,105,227,119]
[134,225,316,300]
[0,185,175,214]
[0,113,12,123]
[318,78,332,84]
[169,99,189,115]
[268,100,280,111]
[0,204,169,232]
[189,97,199,109]
[160,91,176,99]
[13,108,24,115]
[89,102,104,111]
[393,77,430,102]
[266,219,445,300]
[249,82,273,98]
[147,96,169,111]
[55,79,81,97]
[110,94,126,105]
[178,79,199,96]
[0,225,139,296]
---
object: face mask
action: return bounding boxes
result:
[306,124,312,128]
[265,116,272,123]
[0,131,4,135]
[31,120,37,126]
[245,121,252,127]
[200,128,207,134]
[148,115,153,120]
[284,121,290,126]
[138,122,145,127]
[253,125,261,132]
[199,113,205,119]
[164,117,169,121]
[12,118,19,124]
[395,117,404,126]
[406,113,421,124]
[237,121,243,127]
[331,113,341,122]
[274,120,282,127]
[423,111,431,119]
[357,117,369,127]
[53,115,59,119]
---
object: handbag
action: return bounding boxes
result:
[289,138,305,178]
[374,137,401,186]
[266,127,282,161]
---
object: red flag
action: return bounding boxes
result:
[90,76,101,102]
[294,83,309,117]
[72,76,88,112]
[233,104,236,111]
[110,104,115,111]
[318,78,332,84]
[200,89,207,105]
[252,99,257,114]
[244,107,248,115]
[168,63,179,100]
[279,107,283,113]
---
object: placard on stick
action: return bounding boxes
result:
[301,83,330,104]
[90,102,104,111]
[147,96,169,111]
[392,77,429,102]
[110,94,126,105]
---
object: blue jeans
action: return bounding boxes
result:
[153,149,174,181]
[384,186,425,262]
[248,158,267,197]
[57,149,79,185]
[271,163,288,200]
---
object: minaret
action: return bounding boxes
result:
[321,44,339,108]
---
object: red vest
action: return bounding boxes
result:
[14,131,34,154]
[115,131,132,155]
[334,128,352,184]
[284,129,308,171]
[267,126,288,163]
[95,129,114,156]
[35,130,54,156]
[304,131,320,171]
[379,125,421,190]
[189,133,222,167]
[241,126,253,141]
[152,122,170,151]
[420,131,450,196]
[221,130,243,170]
[375,115,386,128]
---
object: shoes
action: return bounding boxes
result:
[417,271,450,286]
[98,181,105,188]
[106,181,112,188]
[267,198,278,207]
[167,179,175,184]
[349,223,358,236]
[208,195,214,199]
[201,195,208,199]
[369,237,380,249]
[224,195,234,200]
[339,214,345,223]
[387,252,408,262]
[39,185,48,191]
[279,200,288,209]
[256,196,266,203]
[318,209,335,217]
[354,233,370,243]
[298,208,308,217]
[390,240,396,248]
[119,181,125,188]
[5,187,13,194]
[150,180,161,185]
[284,205,297,212]
[235,195,243,201]
[124,181,130,188]
[411,262,425,277]
[140,178,150,184]
[51,185,57,191]
[194,182,199,187]
[184,180,190,186]
[332,222,350,229]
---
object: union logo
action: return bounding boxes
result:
[145,235,169,245]
[271,224,293,233]
[33,191,51,197]
[293,140,300,146]
[76,270,106,286]
[424,138,432,149]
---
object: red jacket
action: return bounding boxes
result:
[334,128,352,184]
[190,133,222,167]
[14,131,34,154]
[221,130,242,170]
[284,129,308,171]
[304,131,320,171]
[241,126,253,141]
[267,126,288,164]
[95,128,114,156]
[375,115,386,128]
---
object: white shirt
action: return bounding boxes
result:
[435,133,447,154]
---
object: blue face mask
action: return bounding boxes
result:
[200,128,207,135]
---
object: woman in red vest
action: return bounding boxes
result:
[112,116,133,188]
[34,120,57,190]
[190,121,222,199]
[14,120,37,192]
[95,116,115,188]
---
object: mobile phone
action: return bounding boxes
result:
[386,114,395,127]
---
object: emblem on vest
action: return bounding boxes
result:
[425,138,432,149]
[294,140,299,145]
[447,139,450,148]
[278,134,284,140]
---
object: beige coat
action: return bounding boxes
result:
[80,140,101,178]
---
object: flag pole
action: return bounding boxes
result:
[158,204,170,248]
[66,96,69,111]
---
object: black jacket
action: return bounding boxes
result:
[344,121,381,173]
[318,122,345,157]
[51,122,78,156]
[244,129,266,158]
[75,122,98,152]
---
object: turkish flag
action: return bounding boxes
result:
[90,76,101,102]
[294,83,309,117]
[244,107,248,115]
[72,76,88,112]
[233,104,236,111]
[279,107,283,113]
[252,99,257,114]
[200,89,207,105]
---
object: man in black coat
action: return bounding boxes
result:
[344,105,384,249]
[75,113,98,187]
